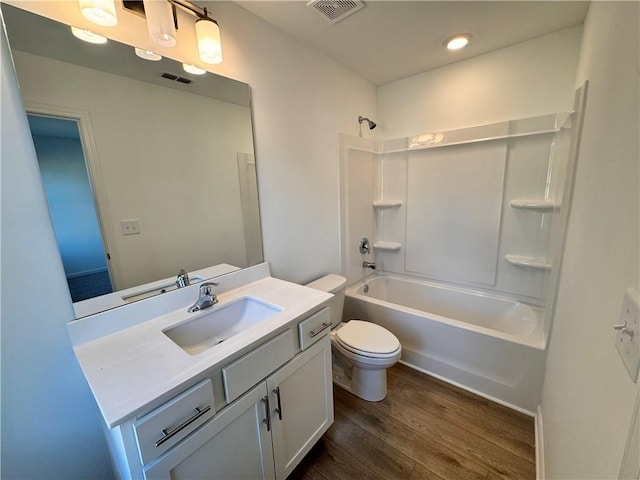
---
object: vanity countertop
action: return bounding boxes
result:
[69,268,332,428]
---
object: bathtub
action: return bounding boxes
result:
[343,272,547,413]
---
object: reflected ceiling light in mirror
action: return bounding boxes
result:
[143,0,177,47]
[195,16,222,64]
[445,33,471,50]
[183,63,206,75]
[135,47,162,61]
[78,0,118,27]
[71,26,108,44]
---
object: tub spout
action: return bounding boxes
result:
[362,261,376,270]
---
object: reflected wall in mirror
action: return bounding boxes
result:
[2,4,264,318]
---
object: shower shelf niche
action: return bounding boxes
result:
[373,241,402,251]
[373,199,402,209]
[505,254,552,271]
[509,199,561,211]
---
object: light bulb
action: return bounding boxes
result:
[445,34,471,50]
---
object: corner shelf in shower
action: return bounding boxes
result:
[505,254,552,270]
[509,199,561,211]
[373,200,403,209]
[373,241,402,251]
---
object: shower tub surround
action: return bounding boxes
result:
[339,98,586,412]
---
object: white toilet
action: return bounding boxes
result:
[306,274,401,402]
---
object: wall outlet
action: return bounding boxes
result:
[615,288,640,382]
[120,219,140,236]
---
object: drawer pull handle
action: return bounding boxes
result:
[309,322,331,338]
[273,387,283,421]
[155,405,211,447]
[262,395,271,431]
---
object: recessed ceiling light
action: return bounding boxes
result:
[135,47,162,61]
[182,64,207,75]
[70,26,108,44]
[445,34,471,51]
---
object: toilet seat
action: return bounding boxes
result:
[334,320,401,359]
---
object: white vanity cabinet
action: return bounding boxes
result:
[144,381,276,479]
[104,306,333,480]
[268,333,333,479]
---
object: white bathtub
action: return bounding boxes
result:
[343,272,547,413]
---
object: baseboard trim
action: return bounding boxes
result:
[535,405,545,480]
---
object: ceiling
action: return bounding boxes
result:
[235,1,589,86]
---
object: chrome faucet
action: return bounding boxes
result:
[176,269,190,288]
[362,261,376,270]
[188,282,219,312]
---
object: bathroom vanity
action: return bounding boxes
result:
[67,264,334,479]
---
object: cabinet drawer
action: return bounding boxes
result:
[298,307,331,350]
[134,379,215,466]
[222,329,295,403]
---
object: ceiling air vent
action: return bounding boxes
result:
[307,0,365,25]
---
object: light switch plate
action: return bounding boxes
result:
[616,288,640,382]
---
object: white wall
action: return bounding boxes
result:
[541,2,640,478]
[1,3,376,479]
[0,29,112,479]
[378,26,582,138]
[215,2,377,283]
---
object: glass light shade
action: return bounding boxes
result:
[183,64,207,75]
[71,26,108,44]
[195,18,223,65]
[78,0,118,27]
[143,0,177,47]
[445,34,471,50]
[135,47,162,61]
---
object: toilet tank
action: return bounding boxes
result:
[305,274,347,326]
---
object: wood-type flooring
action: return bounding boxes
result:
[288,363,536,480]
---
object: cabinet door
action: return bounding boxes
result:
[144,382,275,480]
[267,335,334,479]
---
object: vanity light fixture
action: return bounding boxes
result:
[135,47,162,61]
[445,33,471,50]
[143,0,177,47]
[183,63,206,75]
[78,0,118,27]
[71,26,108,44]
[124,0,223,64]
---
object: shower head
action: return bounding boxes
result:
[358,116,376,130]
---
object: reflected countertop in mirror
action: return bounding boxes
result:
[2,4,264,319]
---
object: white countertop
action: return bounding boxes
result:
[68,265,332,428]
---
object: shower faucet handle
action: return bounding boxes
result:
[359,237,370,254]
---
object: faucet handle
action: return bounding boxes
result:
[200,282,219,295]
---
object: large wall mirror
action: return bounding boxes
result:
[2,4,264,319]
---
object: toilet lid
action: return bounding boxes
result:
[335,320,400,355]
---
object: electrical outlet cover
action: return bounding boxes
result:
[616,288,640,382]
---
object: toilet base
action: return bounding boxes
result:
[331,349,389,401]
[333,365,388,402]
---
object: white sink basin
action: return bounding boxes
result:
[163,296,282,355]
